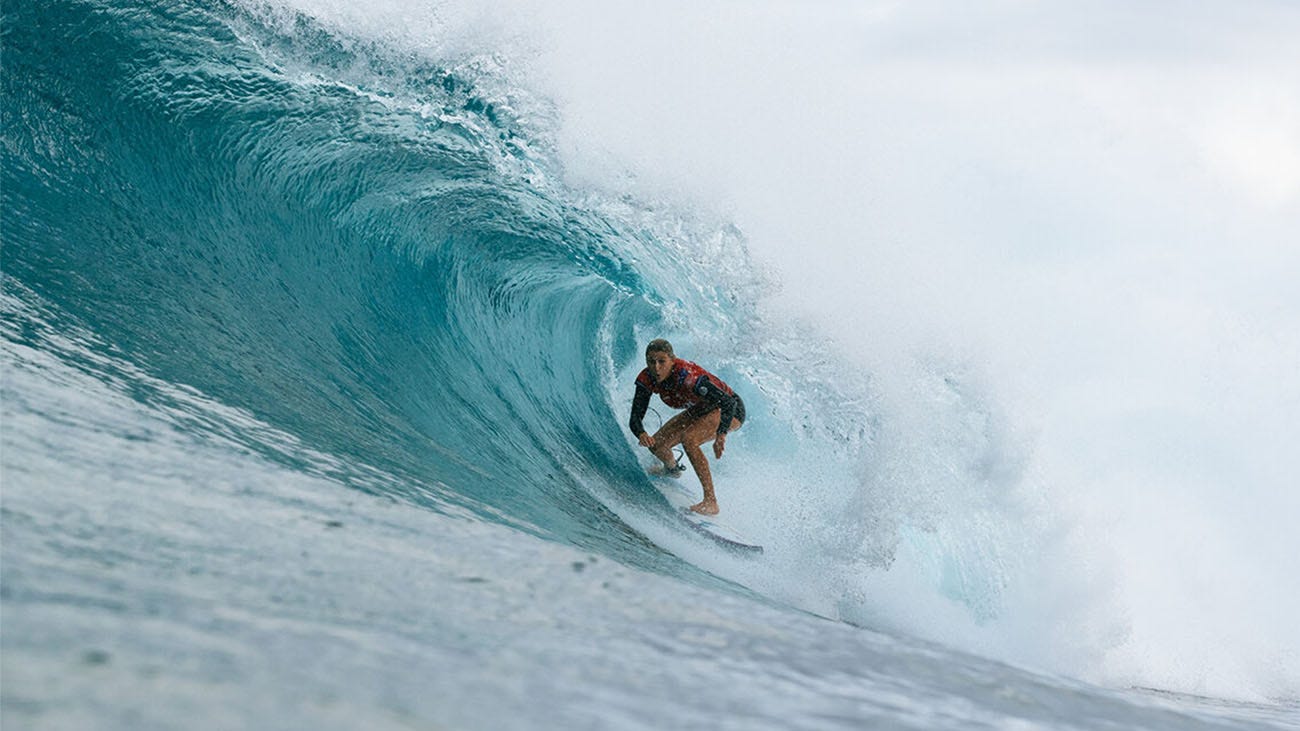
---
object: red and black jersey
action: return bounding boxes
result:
[629,358,742,437]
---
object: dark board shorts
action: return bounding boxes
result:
[685,394,745,428]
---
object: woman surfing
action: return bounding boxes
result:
[628,339,745,515]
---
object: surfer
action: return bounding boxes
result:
[628,339,745,516]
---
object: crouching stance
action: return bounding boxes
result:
[628,339,745,515]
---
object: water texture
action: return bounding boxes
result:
[3,1,1297,728]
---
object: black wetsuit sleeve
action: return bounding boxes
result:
[693,375,739,435]
[629,382,652,437]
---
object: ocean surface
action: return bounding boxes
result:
[3,1,1298,729]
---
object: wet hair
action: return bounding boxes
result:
[645,338,674,358]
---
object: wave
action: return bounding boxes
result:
[4,0,854,558]
[8,0,1295,705]
[0,0,1091,639]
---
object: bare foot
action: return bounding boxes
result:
[689,501,719,516]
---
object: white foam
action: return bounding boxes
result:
[526,1,1300,702]
[253,0,1300,702]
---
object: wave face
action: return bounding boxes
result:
[1,0,1014,644]
[4,0,1297,727]
[4,0,714,547]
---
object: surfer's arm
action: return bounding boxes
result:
[628,383,653,438]
[693,376,738,435]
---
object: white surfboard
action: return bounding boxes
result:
[652,476,763,554]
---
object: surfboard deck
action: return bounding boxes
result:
[652,476,763,554]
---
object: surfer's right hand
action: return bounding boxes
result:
[638,432,655,449]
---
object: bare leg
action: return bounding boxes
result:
[649,410,693,469]
[649,409,741,515]
[681,440,717,514]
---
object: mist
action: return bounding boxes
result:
[519,0,1300,700]
[246,0,1300,701]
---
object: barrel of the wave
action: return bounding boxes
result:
[627,339,761,554]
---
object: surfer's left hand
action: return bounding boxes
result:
[713,433,726,459]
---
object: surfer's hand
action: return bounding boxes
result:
[713,433,726,459]
[638,432,655,449]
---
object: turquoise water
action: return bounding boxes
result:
[3,1,1297,728]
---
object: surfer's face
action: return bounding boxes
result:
[646,352,674,384]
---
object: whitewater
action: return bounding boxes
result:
[3,1,1298,729]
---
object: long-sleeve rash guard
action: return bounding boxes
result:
[628,358,741,437]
